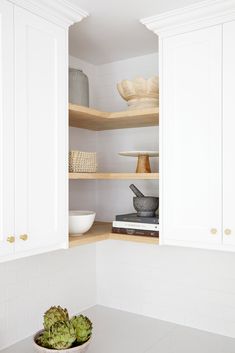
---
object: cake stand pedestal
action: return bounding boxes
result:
[119,151,159,173]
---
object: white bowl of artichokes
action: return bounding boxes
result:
[33,306,92,352]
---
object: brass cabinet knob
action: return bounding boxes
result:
[7,236,15,243]
[210,228,217,235]
[224,229,232,236]
[20,234,28,241]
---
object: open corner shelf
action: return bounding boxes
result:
[69,104,159,131]
[69,172,159,180]
[69,222,159,247]
[68,104,160,247]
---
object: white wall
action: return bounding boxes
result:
[0,245,96,350]
[93,53,159,111]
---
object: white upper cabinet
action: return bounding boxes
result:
[161,26,222,249]
[14,6,68,255]
[0,1,87,261]
[0,0,14,257]
[222,20,235,249]
[142,0,235,251]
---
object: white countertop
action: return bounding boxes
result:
[2,305,235,353]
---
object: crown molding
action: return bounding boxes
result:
[141,0,235,37]
[9,0,89,27]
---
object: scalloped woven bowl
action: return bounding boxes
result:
[117,76,159,110]
[33,330,91,353]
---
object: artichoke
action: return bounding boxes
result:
[36,306,93,350]
[36,330,52,349]
[48,321,76,350]
[44,306,69,330]
[71,315,92,343]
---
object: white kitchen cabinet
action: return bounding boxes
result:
[161,26,222,249]
[222,20,235,248]
[0,0,14,258]
[0,1,86,261]
[14,6,68,255]
[142,0,235,251]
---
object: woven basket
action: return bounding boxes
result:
[69,150,97,173]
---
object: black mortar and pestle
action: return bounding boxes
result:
[129,184,159,217]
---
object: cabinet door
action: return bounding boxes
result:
[14,7,68,255]
[223,20,235,249]
[0,1,14,258]
[161,26,222,249]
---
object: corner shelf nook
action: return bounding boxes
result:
[69,104,159,247]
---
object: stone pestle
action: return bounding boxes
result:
[129,184,145,198]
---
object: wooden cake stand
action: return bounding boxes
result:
[119,151,159,173]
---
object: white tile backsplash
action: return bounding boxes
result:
[96,240,235,338]
[0,245,96,350]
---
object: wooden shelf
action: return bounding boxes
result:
[69,222,109,247]
[109,232,159,244]
[69,222,159,247]
[69,172,159,180]
[69,104,159,131]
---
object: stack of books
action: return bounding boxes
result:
[112,213,159,237]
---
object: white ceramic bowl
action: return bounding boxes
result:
[33,330,91,353]
[69,211,96,235]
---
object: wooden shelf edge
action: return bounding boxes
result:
[108,233,159,244]
[69,172,159,180]
[69,234,108,247]
[69,104,159,131]
[69,222,159,247]
[69,103,109,118]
